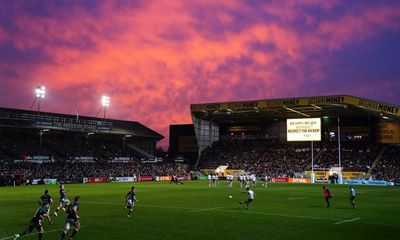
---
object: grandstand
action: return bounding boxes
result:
[190,95,400,182]
[0,107,190,185]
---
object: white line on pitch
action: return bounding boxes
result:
[334,218,361,225]
[288,197,307,200]
[85,201,344,221]
[188,207,224,213]
[85,201,198,210]
[0,228,65,240]
[215,209,344,221]
[84,201,399,227]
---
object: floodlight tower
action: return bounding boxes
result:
[35,86,46,114]
[101,95,110,121]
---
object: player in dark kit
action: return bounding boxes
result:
[38,190,53,224]
[61,196,80,240]
[55,184,70,216]
[125,186,138,217]
[14,206,48,240]
[323,185,332,207]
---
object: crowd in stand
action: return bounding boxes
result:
[198,138,399,180]
[0,131,187,185]
[372,146,400,181]
[0,161,186,182]
[199,139,316,178]
[315,143,380,172]
[2,131,400,183]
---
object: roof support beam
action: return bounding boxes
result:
[283,106,310,117]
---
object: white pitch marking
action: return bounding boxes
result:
[0,228,65,240]
[288,197,306,200]
[85,201,344,221]
[188,207,224,213]
[80,201,398,228]
[334,218,361,225]
[216,209,344,221]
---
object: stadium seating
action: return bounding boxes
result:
[315,143,380,172]
[198,139,317,178]
[0,130,143,161]
[198,138,394,180]
[0,161,185,180]
[371,146,400,181]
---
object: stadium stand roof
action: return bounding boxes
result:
[190,95,400,123]
[0,107,163,140]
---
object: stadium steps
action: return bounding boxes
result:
[194,157,200,169]
[126,143,154,158]
[367,146,387,175]
[312,143,326,162]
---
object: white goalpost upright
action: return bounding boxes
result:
[311,140,315,183]
[337,116,343,184]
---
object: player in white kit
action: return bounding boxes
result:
[239,187,255,209]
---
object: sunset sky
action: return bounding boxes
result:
[0,0,399,148]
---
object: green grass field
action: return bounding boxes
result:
[1,181,399,240]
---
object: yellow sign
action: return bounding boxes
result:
[377,122,400,143]
[225,169,245,176]
[191,95,400,117]
[308,96,345,105]
[358,99,400,116]
[305,171,365,180]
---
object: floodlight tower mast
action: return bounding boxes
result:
[34,86,46,114]
[101,95,110,122]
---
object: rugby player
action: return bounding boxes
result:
[239,175,244,188]
[323,185,332,208]
[226,174,233,187]
[55,184,70,216]
[349,185,356,209]
[211,174,216,187]
[14,205,48,240]
[38,190,53,224]
[125,186,139,217]
[61,196,80,240]
[263,175,268,188]
[239,187,255,209]
[251,174,257,187]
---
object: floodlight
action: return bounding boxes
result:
[35,86,45,98]
[101,95,110,107]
